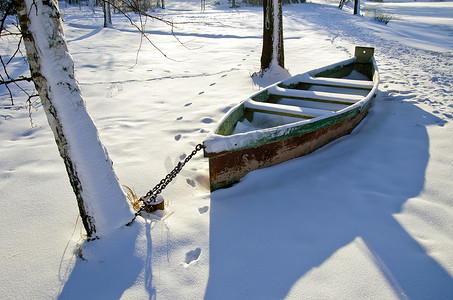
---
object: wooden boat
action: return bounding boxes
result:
[203,46,379,191]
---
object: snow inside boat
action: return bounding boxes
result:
[204,46,380,191]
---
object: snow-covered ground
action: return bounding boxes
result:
[1,0,452,298]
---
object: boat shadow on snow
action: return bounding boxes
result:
[205,95,453,299]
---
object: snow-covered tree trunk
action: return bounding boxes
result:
[261,0,284,70]
[16,0,132,239]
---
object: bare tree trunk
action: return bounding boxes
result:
[261,0,284,70]
[201,0,205,12]
[103,1,112,28]
[354,0,360,15]
[16,0,132,239]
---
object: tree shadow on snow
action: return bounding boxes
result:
[66,23,103,43]
[58,220,156,299]
[205,96,453,299]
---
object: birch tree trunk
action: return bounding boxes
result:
[16,0,132,239]
[261,0,284,70]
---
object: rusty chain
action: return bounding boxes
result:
[126,143,205,226]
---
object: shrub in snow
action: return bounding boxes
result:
[374,10,392,25]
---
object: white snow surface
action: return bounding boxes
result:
[1,0,453,299]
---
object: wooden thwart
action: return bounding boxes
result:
[244,99,332,119]
[269,86,365,104]
[296,75,374,89]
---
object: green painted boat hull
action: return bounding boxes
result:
[204,47,379,191]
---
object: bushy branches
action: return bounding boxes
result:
[374,10,392,25]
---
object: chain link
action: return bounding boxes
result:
[126,143,205,226]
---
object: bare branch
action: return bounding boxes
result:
[103,0,205,62]
[26,94,40,128]
[0,0,16,35]
[132,12,147,67]
[0,14,35,107]
[0,76,33,85]
[1,55,15,105]
[0,75,15,105]
[6,35,25,65]
[0,14,8,35]
[105,0,179,61]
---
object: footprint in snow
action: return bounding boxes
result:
[174,134,181,141]
[186,179,196,187]
[176,116,183,121]
[198,206,209,214]
[222,106,233,113]
[185,248,201,265]
[106,82,123,98]
[209,83,216,87]
[184,102,192,107]
[199,91,205,95]
[221,74,227,78]
[202,117,213,124]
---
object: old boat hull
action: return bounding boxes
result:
[204,47,379,191]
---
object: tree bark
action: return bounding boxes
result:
[354,0,360,15]
[16,0,132,239]
[261,0,284,70]
[103,1,112,28]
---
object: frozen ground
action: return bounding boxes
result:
[0,0,452,298]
